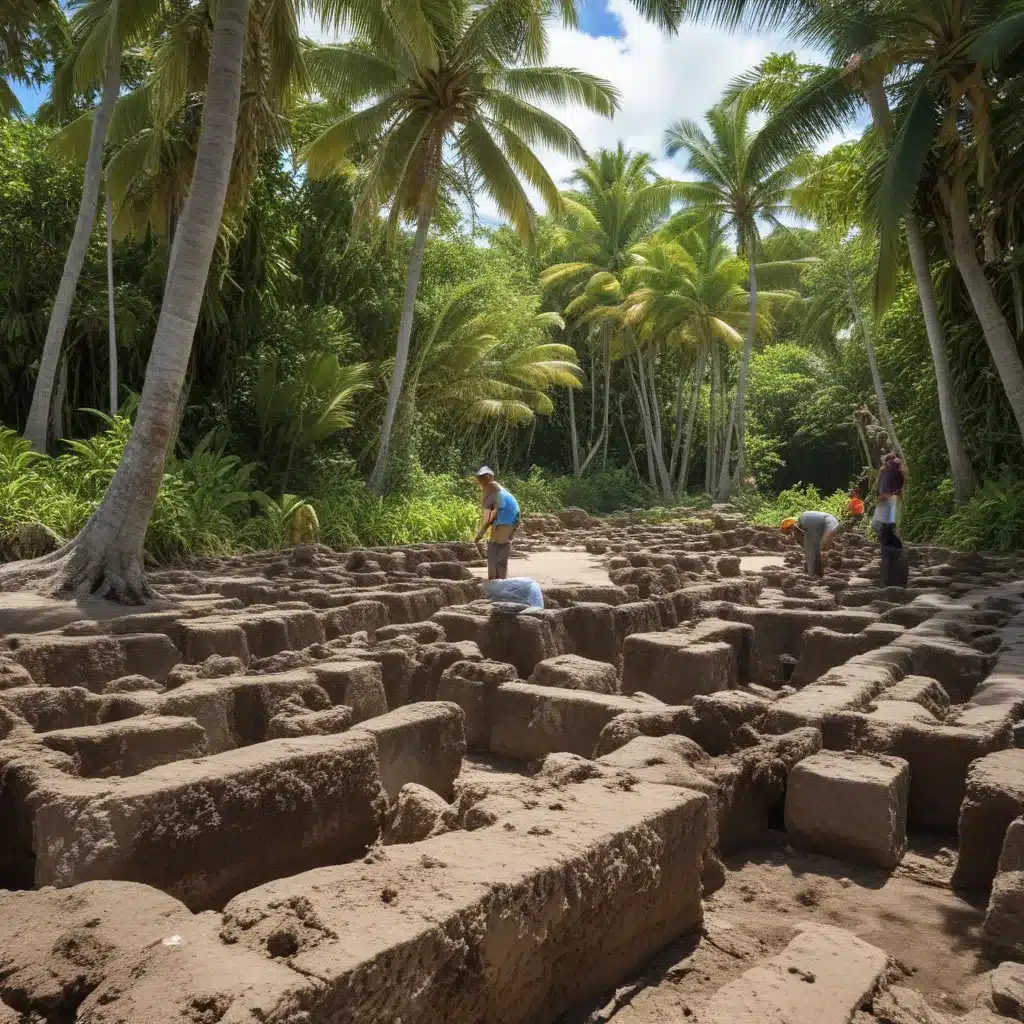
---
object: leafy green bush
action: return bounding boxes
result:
[903,473,1024,552]
[740,484,852,527]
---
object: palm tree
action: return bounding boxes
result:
[21,0,162,453]
[540,146,682,474]
[699,9,986,498]
[0,0,252,599]
[301,0,618,495]
[1,0,67,116]
[414,282,582,428]
[621,218,789,494]
[664,96,807,500]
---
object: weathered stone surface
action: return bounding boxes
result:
[40,715,207,777]
[953,749,1024,891]
[983,816,1024,962]
[26,732,386,910]
[354,701,465,801]
[786,750,909,869]
[622,631,732,702]
[529,654,619,694]
[699,923,889,1024]
[384,782,457,844]
[490,682,647,759]
[990,961,1024,1019]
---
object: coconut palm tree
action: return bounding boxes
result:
[540,146,682,474]
[664,96,808,499]
[0,0,256,598]
[413,281,582,428]
[22,0,163,453]
[621,218,790,494]
[691,3,994,498]
[1,0,67,116]
[301,0,617,495]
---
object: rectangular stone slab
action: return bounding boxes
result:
[40,715,207,777]
[700,922,889,1024]
[218,780,708,1024]
[352,701,465,801]
[30,732,385,910]
[785,750,909,869]
[490,682,645,759]
[622,632,733,702]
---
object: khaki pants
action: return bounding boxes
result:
[487,524,517,579]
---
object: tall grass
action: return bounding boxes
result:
[738,484,852,527]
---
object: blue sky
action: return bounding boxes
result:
[11,79,47,116]
[576,0,625,39]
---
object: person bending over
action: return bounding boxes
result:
[781,510,839,578]
[473,466,520,580]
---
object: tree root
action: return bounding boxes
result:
[0,539,157,605]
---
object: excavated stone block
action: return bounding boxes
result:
[622,632,732,702]
[436,660,516,747]
[990,961,1024,1019]
[383,782,457,844]
[878,675,950,718]
[953,749,1024,891]
[353,701,465,801]
[785,750,909,868]
[40,715,207,777]
[180,620,250,665]
[9,633,182,689]
[321,600,390,639]
[27,732,386,910]
[529,654,619,694]
[700,923,889,1024]
[311,661,388,723]
[490,682,646,760]
[481,608,568,677]
[212,780,708,1024]
[983,819,1024,963]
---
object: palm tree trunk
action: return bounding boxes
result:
[845,266,904,464]
[50,356,67,444]
[588,352,596,446]
[369,199,434,495]
[628,354,657,488]
[706,345,717,493]
[23,39,121,452]
[863,77,974,499]
[679,344,708,496]
[646,343,672,497]
[106,180,118,417]
[601,326,611,470]
[568,384,581,476]
[904,215,975,498]
[618,397,641,479]
[717,252,757,500]
[0,0,251,601]
[940,175,1024,444]
[669,356,687,481]
[636,347,672,496]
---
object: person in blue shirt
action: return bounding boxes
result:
[473,466,520,579]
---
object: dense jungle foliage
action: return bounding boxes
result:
[3,0,1024,560]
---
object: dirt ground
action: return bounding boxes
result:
[564,834,994,1023]
[469,548,785,586]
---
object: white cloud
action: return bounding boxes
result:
[300,5,854,229]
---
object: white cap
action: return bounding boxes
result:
[475,466,494,477]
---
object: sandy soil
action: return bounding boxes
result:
[469,548,786,586]
[563,834,993,1023]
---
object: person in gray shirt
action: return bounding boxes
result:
[781,510,839,577]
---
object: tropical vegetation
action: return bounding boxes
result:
[3,0,1024,595]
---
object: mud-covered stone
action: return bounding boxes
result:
[529,654,619,694]
[786,750,909,869]
[953,749,1024,891]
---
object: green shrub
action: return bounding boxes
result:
[740,484,852,527]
